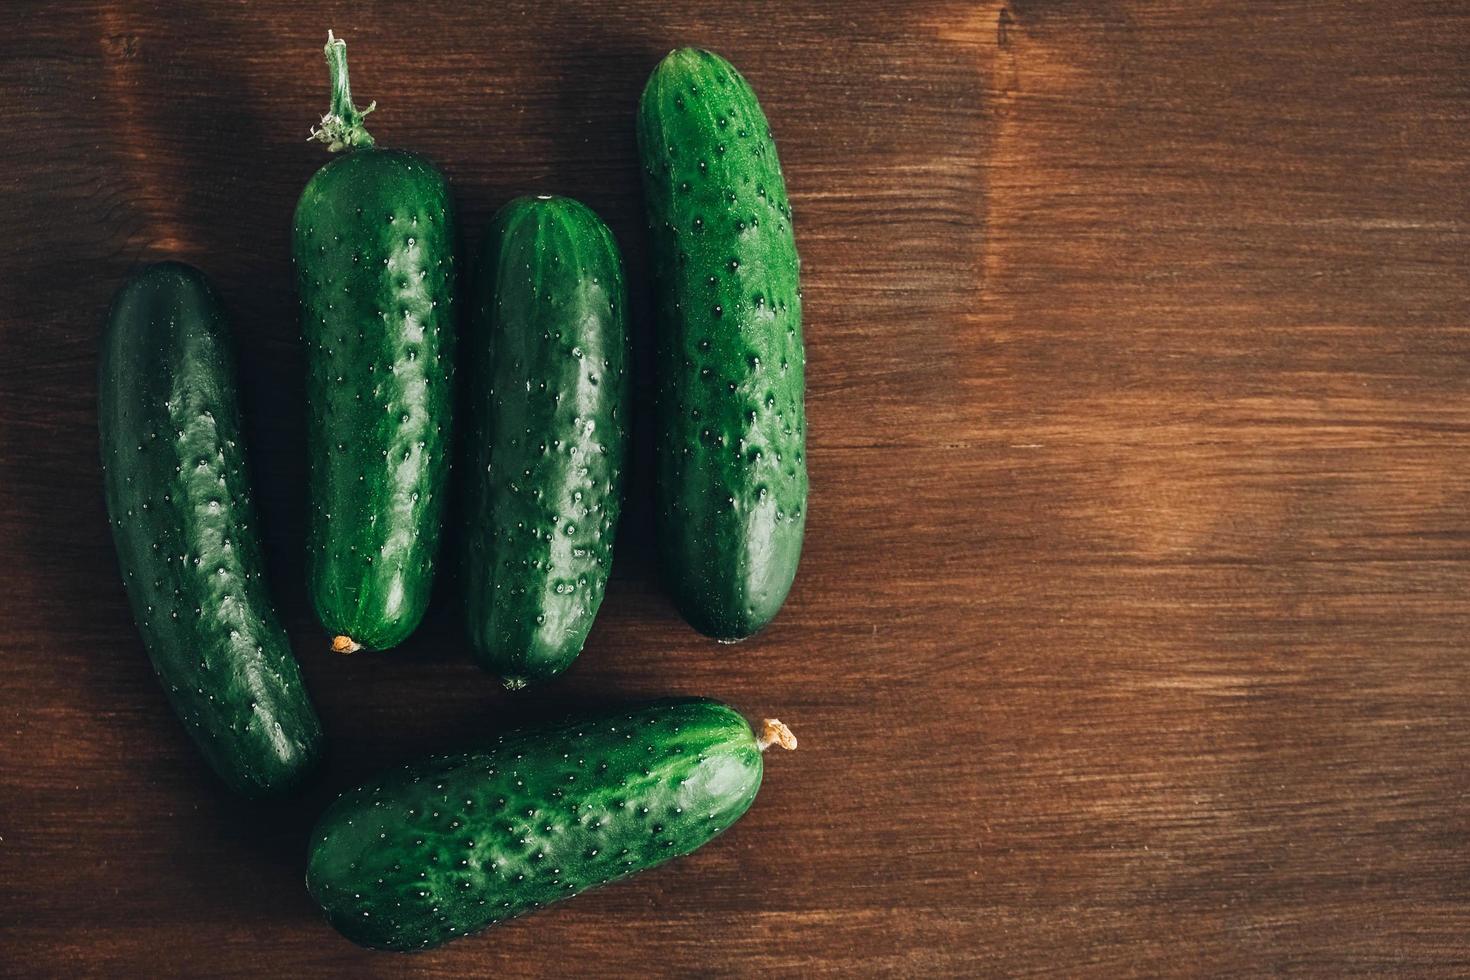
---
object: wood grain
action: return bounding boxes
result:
[2,0,1469,975]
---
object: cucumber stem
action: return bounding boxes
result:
[330,635,361,655]
[756,719,797,752]
[310,30,376,152]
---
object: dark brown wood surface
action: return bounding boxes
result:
[2,1,1469,975]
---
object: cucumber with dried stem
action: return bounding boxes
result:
[306,697,796,950]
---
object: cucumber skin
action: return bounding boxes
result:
[293,148,458,651]
[464,196,630,687]
[99,262,323,797]
[307,698,763,950]
[637,49,807,642]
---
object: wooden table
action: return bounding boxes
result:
[3,1,1468,975]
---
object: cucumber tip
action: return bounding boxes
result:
[757,718,796,752]
[330,635,361,655]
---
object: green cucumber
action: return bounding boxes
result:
[100,262,323,797]
[293,32,458,653]
[306,697,795,950]
[637,49,807,642]
[464,196,630,688]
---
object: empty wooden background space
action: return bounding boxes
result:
[2,0,1468,976]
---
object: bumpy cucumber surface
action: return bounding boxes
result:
[307,698,792,950]
[293,35,458,652]
[100,262,322,796]
[464,196,629,688]
[638,48,807,641]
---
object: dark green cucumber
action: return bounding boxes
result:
[307,697,795,950]
[293,32,458,652]
[464,196,630,688]
[637,49,807,642]
[99,262,323,797]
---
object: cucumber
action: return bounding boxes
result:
[464,196,630,688]
[306,698,795,950]
[293,32,458,652]
[637,49,807,642]
[99,262,323,797]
